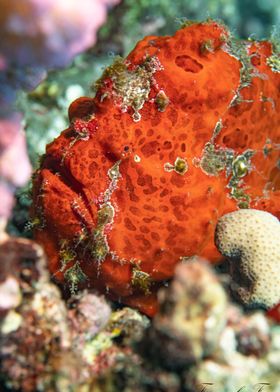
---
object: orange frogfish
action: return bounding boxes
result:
[32,21,280,316]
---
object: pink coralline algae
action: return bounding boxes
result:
[0,0,120,220]
[0,0,120,69]
[0,113,31,219]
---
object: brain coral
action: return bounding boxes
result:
[32,21,280,316]
[215,209,280,309]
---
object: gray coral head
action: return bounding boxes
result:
[69,292,111,338]
[142,259,227,369]
[215,209,280,309]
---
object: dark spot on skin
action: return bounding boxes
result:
[166,235,176,246]
[141,239,152,250]
[143,216,162,224]
[125,175,135,193]
[167,108,178,126]
[88,149,99,158]
[129,206,141,216]
[138,137,146,145]
[143,204,156,212]
[142,175,158,194]
[173,208,188,221]
[135,234,152,250]
[175,55,203,73]
[141,141,160,158]
[170,195,185,206]
[101,142,120,162]
[123,236,133,253]
[151,232,160,241]
[163,141,172,150]
[143,217,152,223]
[167,221,186,235]
[137,176,146,186]
[88,161,98,175]
[170,173,186,188]
[143,187,158,195]
[140,225,150,233]
[129,193,140,202]
[124,217,137,231]
[160,188,169,197]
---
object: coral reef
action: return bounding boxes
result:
[32,21,280,315]
[138,261,280,392]
[2,4,280,390]
[140,259,227,369]
[215,209,280,309]
[0,232,146,391]
[1,251,280,392]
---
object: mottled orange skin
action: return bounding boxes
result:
[32,22,280,316]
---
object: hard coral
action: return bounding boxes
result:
[140,259,227,369]
[215,209,280,309]
[0,235,125,391]
[32,21,280,316]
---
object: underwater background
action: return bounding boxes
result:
[1,1,280,391]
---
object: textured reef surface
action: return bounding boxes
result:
[32,21,280,316]
[1,241,280,391]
